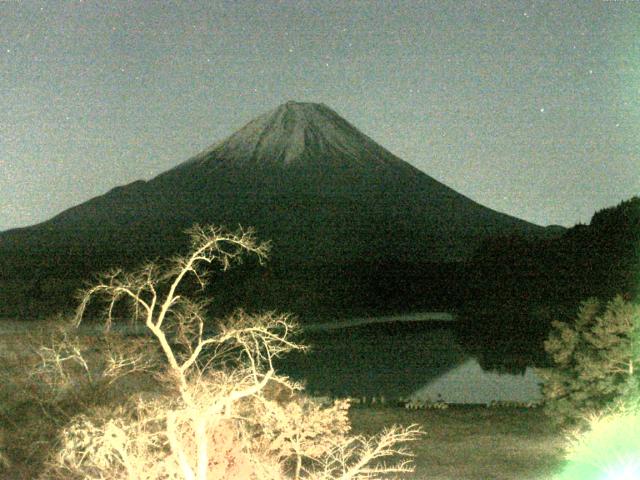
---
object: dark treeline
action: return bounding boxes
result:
[0,225,190,319]
[457,196,640,372]
[0,233,467,322]
[205,259,467,321]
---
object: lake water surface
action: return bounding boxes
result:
[276,316,544,404]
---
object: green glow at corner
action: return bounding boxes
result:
[552,401,640,480]
[603,459,640,480]
[554,459,640,480]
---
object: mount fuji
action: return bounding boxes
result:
[0,101,556,318]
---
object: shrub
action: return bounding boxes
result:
[0,316,160,477]
[37,225,422,480]
[537,295,640,426]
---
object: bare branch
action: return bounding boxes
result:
[46,224,421,480]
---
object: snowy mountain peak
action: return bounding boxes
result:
[184,101,407,171]
[274,100,332,118]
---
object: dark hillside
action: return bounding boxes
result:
[459,196,640,370]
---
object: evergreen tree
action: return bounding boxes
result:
[537,295,640,425]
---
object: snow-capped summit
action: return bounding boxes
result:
[183,101,409,172]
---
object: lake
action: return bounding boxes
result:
[276,315,544,405]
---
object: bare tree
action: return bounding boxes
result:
[44,225,422,480]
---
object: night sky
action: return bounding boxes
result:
[2,0,638,231]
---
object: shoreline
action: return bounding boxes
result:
[302,311,456,332]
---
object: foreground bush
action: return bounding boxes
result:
[35,225,421,480]
[0,316,160,478]
[536,296,640,426]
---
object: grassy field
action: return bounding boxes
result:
[349,405,566,480]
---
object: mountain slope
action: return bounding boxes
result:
[0,101,557,318]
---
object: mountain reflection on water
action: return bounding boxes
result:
[275,318,545,404]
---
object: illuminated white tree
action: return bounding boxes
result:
[44,225,421,480]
